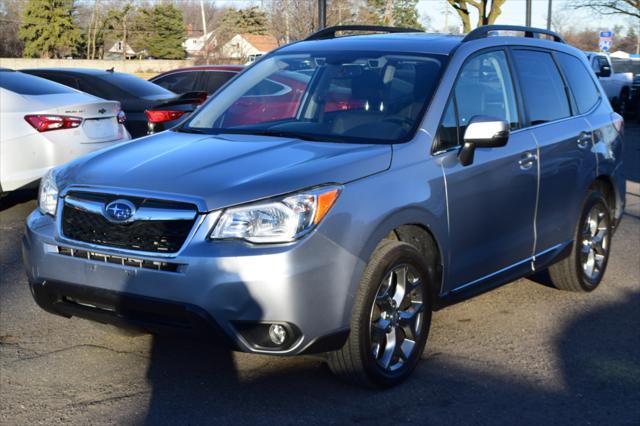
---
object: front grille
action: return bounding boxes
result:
[61,192,197,253]
[57,246,181,272]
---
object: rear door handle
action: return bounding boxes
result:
[577,131,592,148]
[518,152,537,170]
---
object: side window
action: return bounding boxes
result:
[455,50,519,135]
[436,50,519,150]
[438,100,458,151]
[153,72,198,93]
[556,53,600,114]
[200,72,236,94]
[512,50,571,125]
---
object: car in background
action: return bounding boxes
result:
[149,65,243,95]
[20,68,190,138]
[0,69,130,193]
[586,52,633,114]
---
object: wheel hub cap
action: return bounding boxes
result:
[580,204,610,281]
[369,264,424,372]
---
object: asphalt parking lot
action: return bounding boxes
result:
[1,124,639,425]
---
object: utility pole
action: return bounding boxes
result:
[318,0,326,30]
[525,0,532,27]
[546,0,552,30]
[200,0,208,63]
[200,0,208,37]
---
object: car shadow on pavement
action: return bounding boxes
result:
[139,291,640,425]
[0,189,37,212]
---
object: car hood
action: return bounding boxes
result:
[58,131,392,211]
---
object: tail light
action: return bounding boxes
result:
[145,110,187,123]
[117,110,127,124]
[25,115,82,132]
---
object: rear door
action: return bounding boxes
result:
[510,48,597,262]
[438,49,539,292]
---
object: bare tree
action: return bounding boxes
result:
[569,1,640,20]
[447,0,506,33]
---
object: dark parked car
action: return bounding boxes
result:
[149,65,243,95]
[20,68,199,138]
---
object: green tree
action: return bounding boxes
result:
[145,4,186,59]
[366,0,424,30]
[219,6,268,36]
[19,0,81,58]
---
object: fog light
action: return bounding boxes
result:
[268,324,287,345]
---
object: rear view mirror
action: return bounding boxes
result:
[459,116,510,166]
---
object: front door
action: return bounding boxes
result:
[436,49,538,293]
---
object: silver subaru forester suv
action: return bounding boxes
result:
[23,25,625,387]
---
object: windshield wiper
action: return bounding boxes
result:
[176,126,209,134]
[229,130,327,142]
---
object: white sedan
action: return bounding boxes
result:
[0,69,131,193]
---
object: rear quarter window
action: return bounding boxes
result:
[556,53,600,114]
[512,50,571,126]
[0,71,76,95]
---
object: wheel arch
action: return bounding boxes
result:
[356,208,446,307]
[592,175,619,222]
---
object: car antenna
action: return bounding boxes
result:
[106,67,115,73]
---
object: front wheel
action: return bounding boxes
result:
[327,240,432,387]
[549,190,612,292]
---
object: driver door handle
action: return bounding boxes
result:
[518,152,537,170]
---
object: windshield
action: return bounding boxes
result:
[184,51,446,143]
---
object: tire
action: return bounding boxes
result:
[549,190,612,292]
[327,240,433,387]
[619,89,630,116]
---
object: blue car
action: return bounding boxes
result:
[23,25,626,387]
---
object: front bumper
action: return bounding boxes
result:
[23,209,361,355]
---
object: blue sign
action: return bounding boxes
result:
[599,31,613,38]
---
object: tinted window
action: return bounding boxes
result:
[153,72,199,93]
[556,53,600,114]
[38,73,80,90]
[0,71,76,95]
[512,50,570,125]
[97,73,175,98]
[187,52,445,144]
[453,50,519,137]
[200,71,236,94]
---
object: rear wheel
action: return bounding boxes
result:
[327,240,432,387]
[549,190,612,292]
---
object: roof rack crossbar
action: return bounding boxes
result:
[305,25,422,41]
[462,25,565,43]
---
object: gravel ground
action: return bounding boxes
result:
[1,124,639,425]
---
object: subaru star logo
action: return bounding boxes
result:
[98,108,106,114]
[104,199,136,223]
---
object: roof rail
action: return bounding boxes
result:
[462,25,565,43]
[305,25,422,41]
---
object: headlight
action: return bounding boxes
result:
[38,168,59,216]
[210,186,341,243]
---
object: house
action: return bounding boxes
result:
[183,31,216,58]
[105,40,137,59]
[220,34,279,61]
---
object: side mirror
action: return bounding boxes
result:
[597,64,612,78]
[458,116,510,167]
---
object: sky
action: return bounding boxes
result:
[214,0,638,35]
[417,0,637,34]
